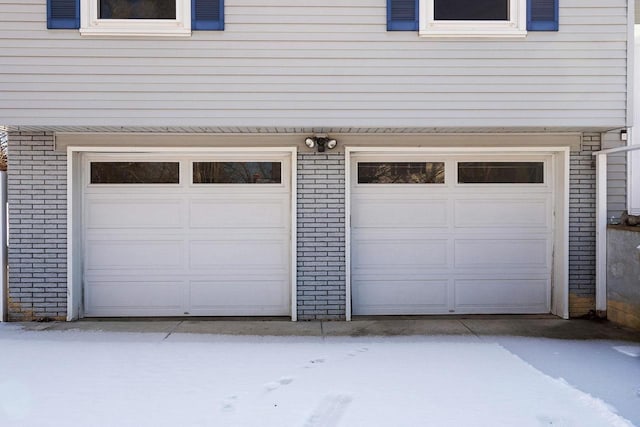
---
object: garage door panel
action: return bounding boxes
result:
[352,280,449,314]
[454,239,549,268]
[86,281,184,315]
[454,198,550,228]
[455,279,548,309]
[189,198,288,229]
[87,240,185,270]
[83,154,292,317]
[351,154,553,315]
[86,198,183,229]
[352,239,448,268]
[189,240,287,269]
[190,280,288,314]
[352,198,448,228]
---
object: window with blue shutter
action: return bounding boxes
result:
[387,0,418,31]
[388,0,558,33]
[48,0,79,29]
[47,0,225,32]
[193,0,224,31]
[527,0,558,31]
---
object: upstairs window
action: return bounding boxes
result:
[81,0,191,36]
[420,0,526,37]
[48,0,224,34]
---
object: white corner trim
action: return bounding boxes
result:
[66,147,76,321]
[559,147,570,319]
[345,148,353,321]
[290,148,298,321]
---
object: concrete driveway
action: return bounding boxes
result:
[3,316,640,426]
[17,315,640,341]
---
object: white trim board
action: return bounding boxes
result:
[66,146,298,321]
[344,146,570,319]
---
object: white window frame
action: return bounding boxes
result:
[80,0,191,37]
[419,0,527,38]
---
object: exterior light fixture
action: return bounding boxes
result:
[303,135,338,152]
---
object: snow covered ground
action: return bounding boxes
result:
[0,325,638,427]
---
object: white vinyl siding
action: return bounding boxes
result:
[0,0,628,129]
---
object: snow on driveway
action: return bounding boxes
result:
[0,326,635,427]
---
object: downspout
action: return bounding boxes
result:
[592,144,640,314]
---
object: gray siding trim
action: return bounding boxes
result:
[0,0,628,129]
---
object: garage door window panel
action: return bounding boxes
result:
[90,162,180,184]
[457,162,544,184]
[193,162,282,184]
[357,162,445,184]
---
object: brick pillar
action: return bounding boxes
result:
[7,132,67,321]
[296,152,346,320]
[568,133,599,317]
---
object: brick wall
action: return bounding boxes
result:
[7,132,67,321]
[4,132,599,321]
[296,153,346,320]
[568,133,599,317]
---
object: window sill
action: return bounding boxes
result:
[419,29,527,38]
[80,19,192,38]
[80,27,192,38]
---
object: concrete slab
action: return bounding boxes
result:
[14,317,640,342]
[322,319,473,337]
[174,320,322,336]
[29,320,181,334]
[460,318,640,341]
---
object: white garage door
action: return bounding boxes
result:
[82,153,291,317]
[351,153,554,315]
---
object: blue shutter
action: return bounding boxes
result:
[387,0,418,31]
[47,0,79,29]
[528,0,558,31]
[192,0,224,30]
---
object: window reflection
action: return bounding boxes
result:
[193,162,282,184]
[90,162,180,184]
[358,162,445,184]
[458,162,544,184]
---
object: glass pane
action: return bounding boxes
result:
[193,162,282,184]
[458,162,544,184]
[434,0,509,21]
[90,162,179,184]
[99,0,176,19]
[358,162,445,184]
